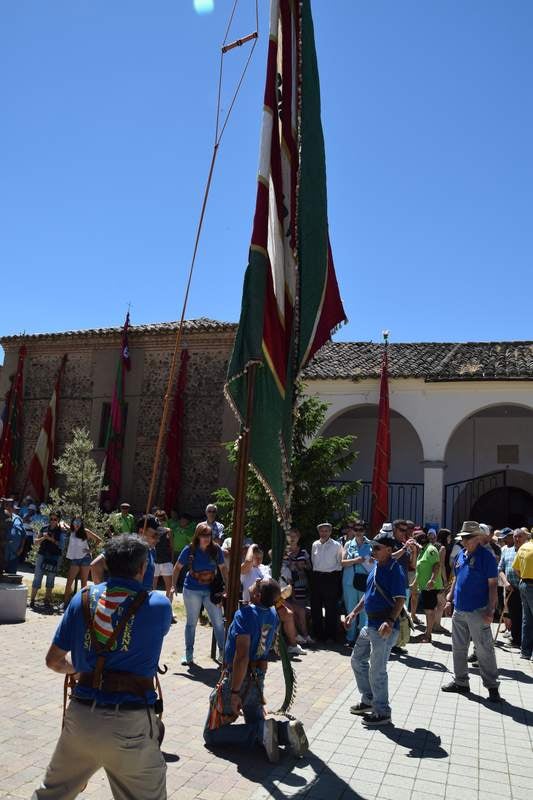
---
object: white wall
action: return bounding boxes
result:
[323,412,424,483]
[445,414,533,483]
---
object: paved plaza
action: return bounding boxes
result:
[1,601,532,800]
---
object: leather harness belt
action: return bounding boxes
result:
[77,670,155,695]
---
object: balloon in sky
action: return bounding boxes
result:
[193,0,215,14]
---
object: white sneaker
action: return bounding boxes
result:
[287,720,309,757]
[305,635,316,645]
[287,643,306,656]
[262,718,279,762]
[295,635,307,645]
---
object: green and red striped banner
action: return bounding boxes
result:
[225,0,346,522]
[101,313,131,509]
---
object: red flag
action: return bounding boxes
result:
[26,355,67,501]
[101,313,131,509]
[0,345,26,497]
[370,342,391,535]
[164,348,189,513]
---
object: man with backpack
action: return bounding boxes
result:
[32,534,172,800]
[346,528,406,727]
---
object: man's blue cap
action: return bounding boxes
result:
[497,527,513,539]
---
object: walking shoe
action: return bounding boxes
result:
[286,720,309,757]
[488,688,502,703]
[262,718,279,763]
[29,600,35,609]
[441,681,470,694]
[295,635,307,645]
[467,652,478,662]
[287,643,306,656]
[180,654,193,666]
[350,702,372,715]
[519,654,532,660]
[391,645,407,655]
[304,636,316,645]
[361,712,392,727]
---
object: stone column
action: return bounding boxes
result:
[422,461,446,526]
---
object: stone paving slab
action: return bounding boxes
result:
[0,603,532,800]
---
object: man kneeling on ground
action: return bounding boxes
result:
[204,577,308,762]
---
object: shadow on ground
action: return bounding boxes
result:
[374,725,448,759]
[204,744,366,799]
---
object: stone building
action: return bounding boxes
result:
[0,319,238,515]
[2,321,533,529]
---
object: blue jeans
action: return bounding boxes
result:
[203,668,290,750]
[342,575,367,642]
[519,581,533,658]
[351,624,399,716]
[183,587,225,658]
[32,554,59,591]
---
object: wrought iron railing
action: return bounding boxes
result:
[443,471,507,531]
[330,480,424,525]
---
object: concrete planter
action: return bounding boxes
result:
[0,575,28,623]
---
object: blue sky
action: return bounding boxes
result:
[1,1,532,359]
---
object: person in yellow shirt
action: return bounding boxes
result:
[512,535,533,661]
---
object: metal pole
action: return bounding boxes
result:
[225,363,258,629]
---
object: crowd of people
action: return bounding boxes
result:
[2,493,533,797]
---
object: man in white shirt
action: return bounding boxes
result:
[311,522,342,642]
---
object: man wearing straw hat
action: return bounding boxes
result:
[441,521,501,702]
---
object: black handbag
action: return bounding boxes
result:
[210,566,225,605]
[352,569,368,591]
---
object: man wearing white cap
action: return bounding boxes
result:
[310,523,342,642]
[441,521,501,701]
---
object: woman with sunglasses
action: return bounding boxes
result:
[63,517,102,607]
[30,510,65,608]
[341,522,372,646]
[173,522,228,665]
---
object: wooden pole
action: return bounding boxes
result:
[225,363,258,628]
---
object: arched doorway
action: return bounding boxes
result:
[471,486,533,529]
[444,403,533,528]
[322,404,424,523]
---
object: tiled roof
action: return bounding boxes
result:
[0,318,238,344]
[3,318,533,382]
[303,341,533,382]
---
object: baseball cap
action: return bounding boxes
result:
[497,527,513,539]
[373,530,397,549]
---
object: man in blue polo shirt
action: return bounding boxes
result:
[204,577,308,762]
[32,534,172,800]
[442,520,500,701]
[346,528,406,726]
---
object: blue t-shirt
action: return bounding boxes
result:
[453,544,498,612]
[53,578,172,705]
[364,559,406,629]
[178,544,224,591]
[224,604,279,664]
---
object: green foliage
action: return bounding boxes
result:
[213,387,360,550]
[50,428,110,570]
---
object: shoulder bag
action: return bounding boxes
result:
[373,573,413,646]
